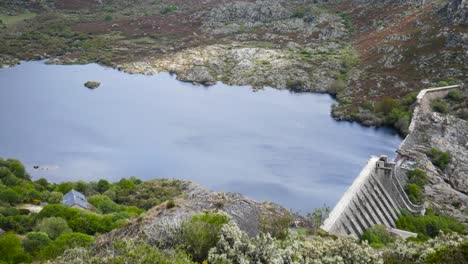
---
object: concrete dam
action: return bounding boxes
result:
[322,84,463,237]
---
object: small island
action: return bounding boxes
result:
[84,81,101,89]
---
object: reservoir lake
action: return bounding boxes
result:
[0,61,402,213]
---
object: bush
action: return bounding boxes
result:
[286,79,305,92]
[160,6,177,14]
[404,169,428,204]
[38,204,115,235]
[166,200,176,209]
[428,148,451,170]
[260,212,293,240]
[48,191,63,204]
[56,182,74,194]
[40,232,95,260]
[407,169,429,187]
[376,98,399,115]
[181,212,229,262]
[431,100,448,113]
[97,179,110,193]
[360,225,395,248]
[35,217,72,239]
[0,214,34,234]
[54,239,195,263]
[0,188,19,205]
[447,89,464,101]
[23,232,51,256]
[384,232,467,263]
[104,15,112,21]
[425,242,468,264]
[0,233,31,263]
[405,183,424,204]
[88,194,120,214]
[396,210,465,240]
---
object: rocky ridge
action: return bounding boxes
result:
[398,86,468,222]
[94,182,304,249]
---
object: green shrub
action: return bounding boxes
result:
[0,214,34,234]
[407,169,429,187]
[260,212,293,240]
[286,79,305,92]
[376,98,399,115]
[88,194,120,214]
[54,239,195,263]
[447,89,464,101]
[35,217,72,239]
[360,225,395,248]
[0,233,31,263]
[166,200,175,209]
[437,81,449,87]
[405,183,424,204]
[23,232,51,256]
[181,212,229,262]
[40,232,95,260]
[431,100,448,113]
[38,204,115,235]
[160,6,177,14]
[428,148,451,170]
[47,191,63,204]
[104,15,112,21]
[396,210,465,240]
[425,242,468,264]
[97,179,110,193]
[0,188,19,205]
[56,182,74,194]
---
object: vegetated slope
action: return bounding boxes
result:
[329,0,467,128]
[94,182,304,249]
[398,88,468,222]
[0,0,465,134]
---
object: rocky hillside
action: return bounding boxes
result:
[94,182,305,249]
[398,87,467,222]
[1,0,466,134]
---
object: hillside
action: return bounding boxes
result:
[1,0,466,134]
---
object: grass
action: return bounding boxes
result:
[0,13,36,27]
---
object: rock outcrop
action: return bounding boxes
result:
[397,86,468,222]
[94,182,304,249]
[440,0,468,25]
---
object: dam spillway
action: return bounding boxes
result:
[321,156,424,237]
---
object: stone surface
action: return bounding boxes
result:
[94,182,304,249]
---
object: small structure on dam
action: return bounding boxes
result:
[322,84,464,237]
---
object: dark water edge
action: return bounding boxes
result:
[0,61,402,213]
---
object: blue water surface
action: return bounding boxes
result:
[0,61,402,213]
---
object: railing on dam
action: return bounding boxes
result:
[322,84,464,237]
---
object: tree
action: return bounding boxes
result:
[0,188,19,205]
[308,206,330,231]
[75,181,88,194]
[56,182,74,194]
[97,179,110,193]
[48,191,63,204]
[23,232,51,256]
[35,217,72,239]
[88,194,120,214]
[6,159,28,179]
[0,233,31,263]
[0,168,20,186]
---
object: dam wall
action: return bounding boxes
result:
[321,156,424,237]
[323,84,464,237]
